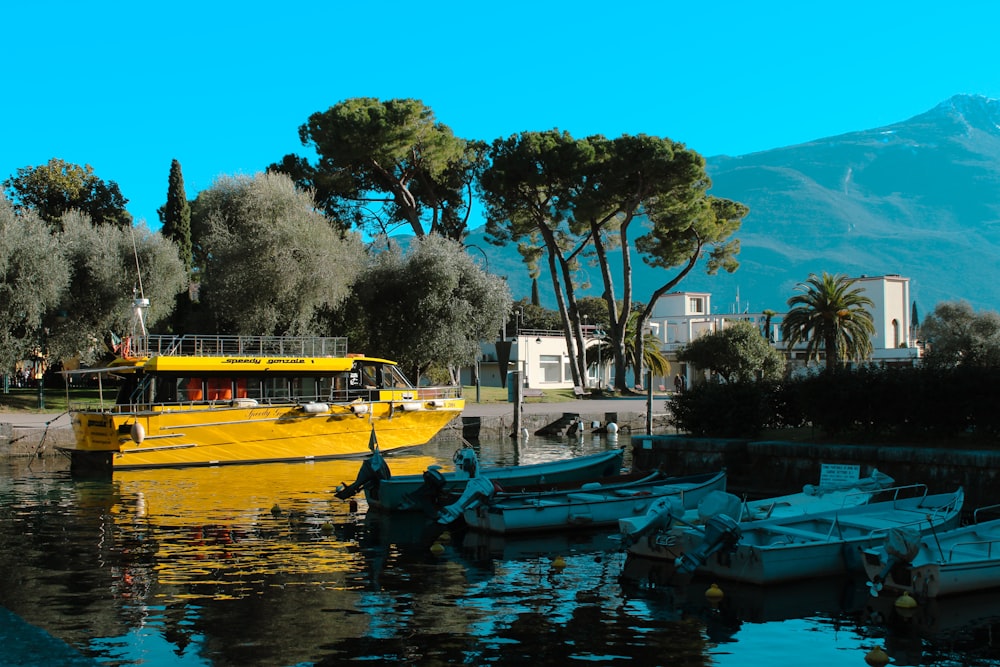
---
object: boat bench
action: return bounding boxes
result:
[522,389,544,398]
[567,492,607,503]
[761,524,829,541]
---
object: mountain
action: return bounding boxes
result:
[468,94,1000,315]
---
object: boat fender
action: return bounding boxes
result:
[299,402,330,414]
[427,399,447,408]
[130,422,145,444]
[351,403,370,416]
[400,402,423,411]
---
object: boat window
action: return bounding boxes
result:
[153,377,178,403]
[181,377,204,402]
[207,377,233,401]
[329,373,350,402]
[262,377,290,402]
[385,365,412,388]
[290,377,322,402]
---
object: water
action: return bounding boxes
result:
[2,432,1000,666]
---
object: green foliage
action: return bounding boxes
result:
[3,158,132,228]
[670,380,783,438]
[671,365,1000,441]
[196,172,365,335]
[678,319,785,383]
[159,159,193,274]
[919,300,1000,368]
[49,213,187,364]
[271,97,478,240]
[781,272,876,372]
[0,200,68,371]
[342,235,512,383]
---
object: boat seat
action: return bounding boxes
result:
[567,492,606,503]
[760,524,829,541]
[650,485,686,494]
[523,498,562,507]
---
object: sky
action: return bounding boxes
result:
[3,1,1000,230]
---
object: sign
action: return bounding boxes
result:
[819,463,860,487]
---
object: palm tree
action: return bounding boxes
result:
[781,272,876,372]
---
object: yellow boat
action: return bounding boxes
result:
[61,301,463,474]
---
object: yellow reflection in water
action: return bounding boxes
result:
[108,454,441,602]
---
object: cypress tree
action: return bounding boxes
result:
[161,159,192,274]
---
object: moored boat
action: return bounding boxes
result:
[863,505,1000,599]
[462,470,727,535]
[336,444,626,512]
[622,467,896,560]
[671,485,964,585]
[60,298,463,474]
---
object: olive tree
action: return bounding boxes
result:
[196,172,365,335]
[0,198,68,372]
[920,300,1000,368]
[48,212,187,365]
[345,234,512,384]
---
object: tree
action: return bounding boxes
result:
[622,309,671,384]
[781,272,875,372]
[196,172,365,335]
[678,319,785,383]
[480,130,746,393]
[47,212,187,365]
[271,98,481,240]
[3,158,132,228]
[344,235,512,384]
[919,300,1000,368]
[0,198,68,373]
[158,159,192,274]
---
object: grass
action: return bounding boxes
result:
[0,387,108,413]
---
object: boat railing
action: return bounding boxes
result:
[841,483,929,507]
[132,334,349,358]
[973,504,1000,524]
[948,538,1000,561]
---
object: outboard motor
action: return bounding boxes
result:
[397,466,452,516]
[335,449,392,500]
[435,476,498,525]
[453,446,479,478]
[675,514,742,575]
[618,496,684,548]
[867,526,922,597]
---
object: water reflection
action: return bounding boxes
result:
[3,433,1000,666]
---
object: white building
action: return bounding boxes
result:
[463,274,921,391]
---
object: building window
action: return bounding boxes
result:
[689,297,704,314]
[892,319,900,348]
[540,355,562,382]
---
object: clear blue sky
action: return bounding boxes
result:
[4,1,999,229]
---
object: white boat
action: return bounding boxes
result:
[622,468,896,561]
[336,445,626,512]
[862,506,1000,599]
[672,485,964,585]
[461,470,727,535]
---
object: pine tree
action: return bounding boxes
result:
[160,159,192,274]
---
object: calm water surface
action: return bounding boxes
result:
[2,432,1000,666]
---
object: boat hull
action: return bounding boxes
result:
[683,488,964,585]
[64,399,462,471]
[862,518,1000,598]
[464,471,727,535]
[365,448,626,511]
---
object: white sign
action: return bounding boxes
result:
[819,463,860,487]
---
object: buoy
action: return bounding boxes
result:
[439,530,451,543]
[129,421,145,444]
[430,542,445,555]
[552,555,567,569]
[606,422,619,434]
[705,583,724,600]
[864,645,890,667]
[320,522,334,535]
[270,503,282,516]
[895,591,917,609]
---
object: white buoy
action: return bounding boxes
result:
[130,421,145,444]
[606,422,619,434]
